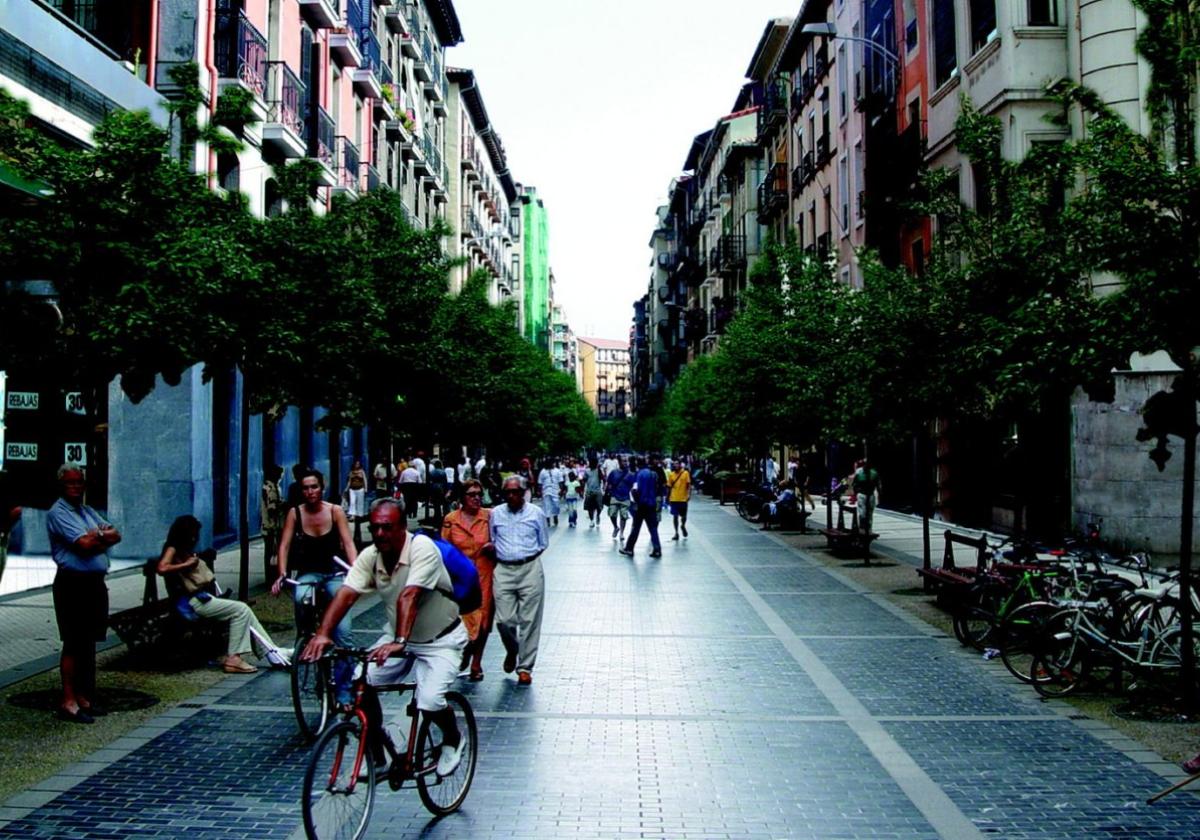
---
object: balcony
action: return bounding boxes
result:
[263,62,307,158]
[298,0,339,29]
[422,134,443,187]
[756,76,788,142]
[718,235,745,273]
[352,31,383,98]
[375,64,396,119]
[306,105,337,186]
[412,33,433,82]
[329,30,363,68]
[214,10,268,99]
[385,1,410,34]
[334,136,360,196]
[814,47,829,81]
[400,7,421,57]
[756,163,788,222]
[363,162,381,193]
[816,232,832,263]
[815,134,831,167]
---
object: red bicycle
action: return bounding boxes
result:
[301,647,478,839]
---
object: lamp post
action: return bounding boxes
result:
[800,21,901,69]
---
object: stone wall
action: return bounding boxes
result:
[1071,367,1200,555]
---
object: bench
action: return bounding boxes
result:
[108,558,226,655]
[818,499,878,560]
[760,506,812,533]
[916,530,989,605]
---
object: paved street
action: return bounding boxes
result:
[1,500,1197,838]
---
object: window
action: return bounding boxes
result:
[904,0,918,52]
[972,162,992,216]
[838,155,849,235]
[854,139,865,221]
[837,43,848,121]
[932,0,957,87]
[1028,0,1057,25]
[970,0,997,53]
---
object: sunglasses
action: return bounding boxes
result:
[464,491,483,497]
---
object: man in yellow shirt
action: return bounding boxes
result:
[666,459,692,541]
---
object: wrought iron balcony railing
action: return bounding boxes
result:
[214,9,268,97]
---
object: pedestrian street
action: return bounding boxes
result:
[1,501,1197,839]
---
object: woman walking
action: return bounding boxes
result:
[583,457,604,529]
[441,479,495,681]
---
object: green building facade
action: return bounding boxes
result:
[519,187,550,350]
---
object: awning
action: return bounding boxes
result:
[0,161,54,199]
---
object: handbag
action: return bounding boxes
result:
[179,557,216,595]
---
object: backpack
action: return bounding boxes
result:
[415,530,482,614]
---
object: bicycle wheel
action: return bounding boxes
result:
[416,691,477,816]
[1031,612,1091,698]
[1148,626,1200,674]
[953,586,1002,650]
[302,718,375,840]
[998,601,1057,683]
[292,637,331,741]
[736,495,762,522]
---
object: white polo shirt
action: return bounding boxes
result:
[344,533,457,643]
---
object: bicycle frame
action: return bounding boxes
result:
[1054,602,1175,671]
[327,650,439,794]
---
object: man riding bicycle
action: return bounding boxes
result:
[302,497,468,777]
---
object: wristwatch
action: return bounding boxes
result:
[393,636,407,647]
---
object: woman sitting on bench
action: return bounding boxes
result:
[157,515,288,674]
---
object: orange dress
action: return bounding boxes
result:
[440,508,494,641]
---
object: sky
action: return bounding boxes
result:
[449,0,796,341]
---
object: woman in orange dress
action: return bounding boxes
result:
[440,479,495,681]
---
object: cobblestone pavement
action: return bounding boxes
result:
[1,501,1198,838]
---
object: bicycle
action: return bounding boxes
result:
[301,647,478,839]
[1028,587,1197,698]
[286,573,347,741]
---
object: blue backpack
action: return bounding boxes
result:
[416,530,482,614]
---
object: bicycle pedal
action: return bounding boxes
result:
[387,765,405,791]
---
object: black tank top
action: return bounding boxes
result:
[290,505,342,575]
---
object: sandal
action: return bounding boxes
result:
[222,658,258,674]
[468,670,484,682]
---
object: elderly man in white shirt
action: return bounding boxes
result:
[490,476,550,685]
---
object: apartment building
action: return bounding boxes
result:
[445,67,518,305]
[549,302,576,376]
[516,185,551,350]
[577,337,630,421]
[1,0,470,558]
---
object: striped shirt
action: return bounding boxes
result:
[491,501,550,562]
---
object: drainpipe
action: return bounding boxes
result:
[203,0,219,186]
[147,0,159,89]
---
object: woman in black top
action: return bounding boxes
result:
[272,468,358,705]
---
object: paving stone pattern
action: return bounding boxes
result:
[2,502,1197,838]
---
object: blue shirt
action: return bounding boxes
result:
[632,468,657,507]
[490,501,550,562]
[606,469,634,502]
[46,497,112,573]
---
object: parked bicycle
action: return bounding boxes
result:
[301,647,478,840]
[1029,583,1197,698]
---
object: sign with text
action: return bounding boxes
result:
[5,442,37,461]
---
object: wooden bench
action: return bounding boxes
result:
[760,505,812,533]
[109,558,226,654]
[916,530,989,605]
[818,499,878,560]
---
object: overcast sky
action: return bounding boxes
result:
[449,0,795,341]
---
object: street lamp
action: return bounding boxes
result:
[799,22,901,68]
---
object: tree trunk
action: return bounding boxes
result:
[238,367,251,603]
[1178,363,1196,713]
